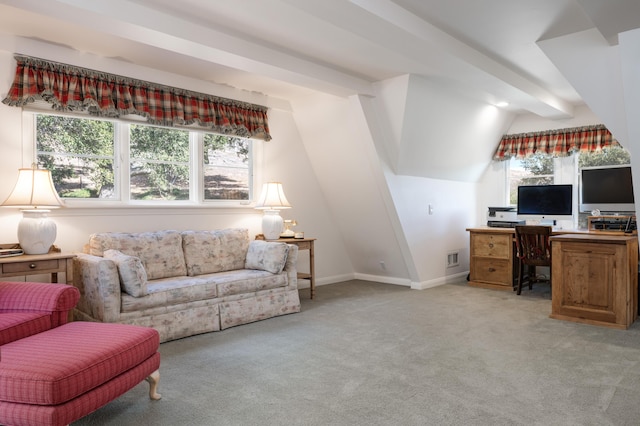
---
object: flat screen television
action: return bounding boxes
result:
[517,184,573,221]
[580,165,635,213]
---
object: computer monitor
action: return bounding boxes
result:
[517,184,573,221]
[580,165,635,213]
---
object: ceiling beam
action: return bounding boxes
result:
[1,0,376,98]
[350,0,574,118]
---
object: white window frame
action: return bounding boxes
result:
[22,110,261,209]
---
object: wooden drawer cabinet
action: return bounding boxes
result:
[472,233,511,258]
[467,228,516,290]
[2,259,61,274]
[0,252,76,284]
[472,257,511,284]
[550,234,638,329]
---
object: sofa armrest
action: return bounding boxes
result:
[0,281,80,327]
[283,244,298,288]
[73,253,122,322]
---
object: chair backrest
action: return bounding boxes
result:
[515,225,552,266]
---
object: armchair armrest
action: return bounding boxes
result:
[73,253,121,322]
[0,281,80,327]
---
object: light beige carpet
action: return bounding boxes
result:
[75,279,640,425]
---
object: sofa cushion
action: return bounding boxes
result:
[216,269,289,297]
[89,230,187,280]
[245,240,289,274]
[182,228,249,276]
[0,313,51,345]
[120,275,219,313]
[104,249,148,297]
[0,321,159,406]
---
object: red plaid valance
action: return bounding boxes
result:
[493,124,618,160]
[2,55,271,141]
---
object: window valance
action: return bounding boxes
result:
[2,55,271,141]
[493,124,618,160]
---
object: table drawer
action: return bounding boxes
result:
[2,259,60,274]
[472,233,511,258]
[471,257,511,285]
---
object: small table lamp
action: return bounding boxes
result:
[1,164,64,254]
[255,182,291,240]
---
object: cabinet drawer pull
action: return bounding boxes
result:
[488,243,494,249]
[29,263,37,269]
[488,267,495,272]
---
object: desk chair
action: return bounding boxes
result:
[514,225,552,295]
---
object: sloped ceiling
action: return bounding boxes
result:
[0,0,636,117]
[0,0,638,183]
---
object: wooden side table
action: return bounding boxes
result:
[0,251,76,284]
[278,238,316,299]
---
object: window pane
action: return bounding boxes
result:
[203,134,250,200]
[509,153,554,205]
[36,115,115,199]
[130,124,190,200]
[578,145,631,168]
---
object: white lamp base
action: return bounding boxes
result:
[18,210,56,254]
[262,210,283,240]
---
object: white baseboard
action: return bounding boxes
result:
[353,273,412,287]
[410,271,469,290]
[306,271,470,290]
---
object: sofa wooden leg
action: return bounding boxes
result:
[145,369,162,400]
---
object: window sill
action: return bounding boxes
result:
[23,203,260,217]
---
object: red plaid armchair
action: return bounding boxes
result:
[0,281,161,426]
[0,281,80,346]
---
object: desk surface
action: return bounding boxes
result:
[466,226,636,237]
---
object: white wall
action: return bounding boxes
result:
[291,93,406,284]
[287,74,517,288]
[0,44,352,285]
[386,174,477,286]
[381,74,514,182]
[370,75,514,287]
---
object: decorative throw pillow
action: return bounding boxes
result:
[245,240,289,274]
[103,249,148,297]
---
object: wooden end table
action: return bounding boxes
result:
[278,238,316,299]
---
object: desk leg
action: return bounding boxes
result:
[309,242,315,299]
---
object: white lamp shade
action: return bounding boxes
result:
[2,166,63,254]
[2,167,63,208]
[255,182,291,210]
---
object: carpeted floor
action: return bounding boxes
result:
[74,279,640,425]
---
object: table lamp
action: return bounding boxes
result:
[1,164,64,254]
[254,182,291,240]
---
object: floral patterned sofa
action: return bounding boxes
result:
[73,228,300,342]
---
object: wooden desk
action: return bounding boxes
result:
[278,238,316,299]
[550,234,638,329]
[0,252,76,284]
[467,226,639,328]
[466,226,635,291]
